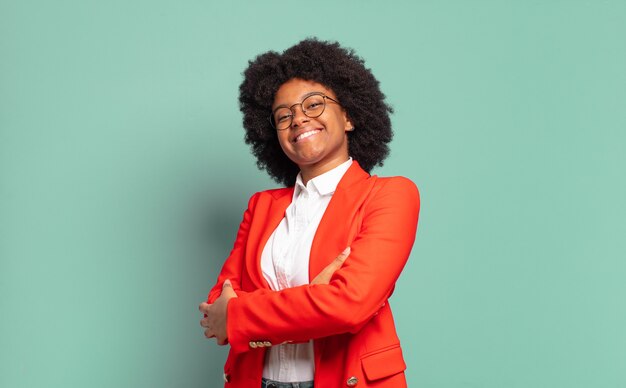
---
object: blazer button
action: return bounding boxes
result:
[256,341,265,348]
[263,341,272,347]
[249,341,258,348]
[346,376,358,386]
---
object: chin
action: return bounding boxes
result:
[288,151,325,166]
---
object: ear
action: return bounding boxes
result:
[343,111,355,132]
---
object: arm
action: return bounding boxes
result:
[201,190,351,344]
[226,177,420,354]
[201,248,351,344]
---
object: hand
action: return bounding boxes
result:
[199,279,238,345]
[310,247,350,285]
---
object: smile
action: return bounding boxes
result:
[294,129,322,143]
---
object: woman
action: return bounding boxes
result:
[199,39,420,388]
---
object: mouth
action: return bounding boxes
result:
[293,128,322,143]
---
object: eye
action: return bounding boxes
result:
[274,108,292,123]
[277,113,292,123]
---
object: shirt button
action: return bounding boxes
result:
[347,376,358,386]
[249,341,257,348]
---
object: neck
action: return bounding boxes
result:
[299,156,350,186]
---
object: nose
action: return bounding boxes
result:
[290,104,309,128]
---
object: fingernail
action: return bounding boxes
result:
[342,247,351,255]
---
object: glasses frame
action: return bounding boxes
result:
[269,92,341,130]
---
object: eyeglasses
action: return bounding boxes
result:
[270,93,341,130]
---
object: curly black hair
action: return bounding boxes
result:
[239,38,393,186]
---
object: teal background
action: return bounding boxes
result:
[1,1,625,387]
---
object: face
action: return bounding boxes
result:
[272,78,354,175]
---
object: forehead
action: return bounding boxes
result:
[272,79,335,109]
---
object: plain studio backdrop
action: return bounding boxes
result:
[1,1,624,387]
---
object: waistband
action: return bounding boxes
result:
[261,377,314,388]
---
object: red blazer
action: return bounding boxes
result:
[207,161,420,387]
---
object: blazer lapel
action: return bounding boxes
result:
[245,187,294,290]
[309,161,375,281]
[246,161,375,289]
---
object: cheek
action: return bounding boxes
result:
[276,133,291,151]
[326,113,347,131]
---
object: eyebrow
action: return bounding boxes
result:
[272,91,323,110]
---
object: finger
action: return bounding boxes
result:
[200,317,211,328]
[204,328,215,339]
[217,337,229,346]
[311,248,352,285]
[336,247,350,262]
[310,273,329,285]
[326,247,351,271]
[222,279,232,289]
[311,267,334,285]
[198,302,211,314]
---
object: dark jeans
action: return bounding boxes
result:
[261,377,314,388]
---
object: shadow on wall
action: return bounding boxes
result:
[202,182,260,267]
[192,195,253,386]
[192,120,277,385]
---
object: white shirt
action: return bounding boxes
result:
[260,158,353,382]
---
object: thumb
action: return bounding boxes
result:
[221,279,237,299]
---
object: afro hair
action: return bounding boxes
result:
[239,38,393,186]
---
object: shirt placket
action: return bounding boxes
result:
[278,188,310,381]
[278,187,310,288]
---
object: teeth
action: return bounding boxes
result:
[296,130,319,142]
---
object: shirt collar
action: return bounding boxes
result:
[294,157,353,197]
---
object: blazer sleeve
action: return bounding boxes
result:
[226,177,420,354]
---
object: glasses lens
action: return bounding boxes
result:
[271,94,328,130]
[302,95,325,118]
[273,107,293,130]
